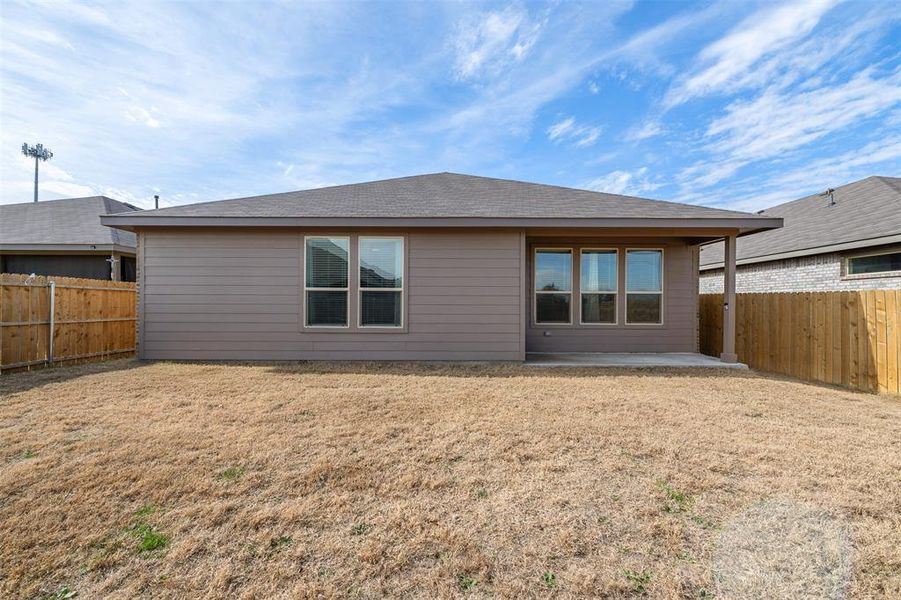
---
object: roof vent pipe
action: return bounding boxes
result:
[154,194,159,209]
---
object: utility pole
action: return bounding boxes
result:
[22,143,53,202]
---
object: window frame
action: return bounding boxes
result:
[533,247,573,326]
[303,235,350,329]
[579,247,619,326]
[842,248,901,280]
[624,247,665,326]
[357,235,405,329]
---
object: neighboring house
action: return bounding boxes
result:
[101,173,780,362]
[1,196,139,281]
[700,176,901,293]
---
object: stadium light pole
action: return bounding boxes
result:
[22,143,54,202]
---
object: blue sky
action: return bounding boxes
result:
[1,0,899,211]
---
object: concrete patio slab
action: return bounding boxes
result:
[525,352,748,368]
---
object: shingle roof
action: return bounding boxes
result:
[700,176,901,268]
[0,196,139,249]
[118,172,759,220]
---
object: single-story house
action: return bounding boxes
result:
[101,173,781,362]
[700,175,901,292]
[1,196,139,281]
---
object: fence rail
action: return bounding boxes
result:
[1,273,136,372]
[700,291,900,394]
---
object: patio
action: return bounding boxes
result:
[525,352,748,368]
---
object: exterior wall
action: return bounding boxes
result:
[700,244,901,293]
[139,228,523,361]
[0,253,135,281]
[526,237,699,353]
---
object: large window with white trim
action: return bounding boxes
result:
[359,237,404,327]
[305,236,349,327]
[534,249,572,323]
[625,249,663,324]
[580,249,617,324]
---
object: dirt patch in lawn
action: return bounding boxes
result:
[1,360,899,598]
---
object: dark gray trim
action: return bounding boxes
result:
[699,232,901,270]
[101,215,782,233]
[0,243,136,254]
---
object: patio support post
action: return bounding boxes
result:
[720,234,738,363]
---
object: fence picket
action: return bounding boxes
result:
[1,274,136,371]
[700,291,900,395]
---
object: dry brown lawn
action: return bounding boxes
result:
[1,360,899,599]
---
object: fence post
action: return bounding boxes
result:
[48,280,56,364]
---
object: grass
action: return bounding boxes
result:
[216,466,244,482]
[1,359,900,598]
[132,524,170,554]
[42,587,77,600]
[456,574,477,592]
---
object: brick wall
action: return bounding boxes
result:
[700,247,901,293]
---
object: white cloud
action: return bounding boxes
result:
[588,81,600,94]
[665,0,840,107]
[547,116,601,147]
[125,105,161,128]
[625,120,663,141]
[583,167,662,196]
[452,5,543,81]
[547,117,575,141]
[680,68,901,188]
[676,136,901,212]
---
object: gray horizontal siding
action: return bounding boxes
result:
[140,229,522,360]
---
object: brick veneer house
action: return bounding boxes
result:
[700,176,901,293]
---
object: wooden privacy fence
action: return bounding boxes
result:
[0,273,136,372]
[700,291,901,394]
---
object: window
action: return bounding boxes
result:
[305,236,349,327]
[846,251,901,277]
[359,237,404,327]
[626,249,663,324]
[580,249,617,324]
[535,249,572,324]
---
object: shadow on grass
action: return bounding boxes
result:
[4,357,867,397]
[258,360,764,382]
[0,358,145,396]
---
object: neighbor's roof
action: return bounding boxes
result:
[101,172,780,233]
[700,176,901,270]
[0,196,139,252]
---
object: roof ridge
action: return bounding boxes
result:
[101,196,121,244]
[874,175,901,196]
[439,172,755,216]
[756,175,896,214]
[132,172,454,216]
[129,172,756,218]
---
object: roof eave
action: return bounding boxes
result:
[699,232,901,271]
[0,243,136,254]
[101,215,783,233]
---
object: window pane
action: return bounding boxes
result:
[361,238,403,288]
[535,250,572,291]
[581,250,617,292]
[848,252,901,275]
[361,291,401,326]
[582,293,616,323]
[627,293,661,324]
[306,291,347,326]
[627,250,662,292]
[536,293,570,323]
[306,238,348,288]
